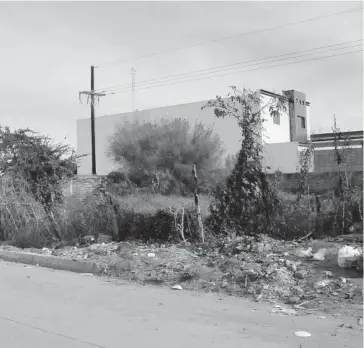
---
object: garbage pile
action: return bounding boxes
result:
[0,233,362,316]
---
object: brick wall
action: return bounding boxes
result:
[268,171,363,194]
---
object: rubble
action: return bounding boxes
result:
[0,233,362,317]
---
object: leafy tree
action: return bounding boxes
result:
[0,127,78,240]
[108,118,226,192]
[203,87,287,236]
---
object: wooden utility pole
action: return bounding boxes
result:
[90,66,96,175]
[79,67,105,175]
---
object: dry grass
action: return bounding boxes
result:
[114,193,211,218]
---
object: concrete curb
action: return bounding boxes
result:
[0,251,102,275]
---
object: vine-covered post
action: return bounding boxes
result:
[192,163,204,243]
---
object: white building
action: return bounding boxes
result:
[76,89,311,175]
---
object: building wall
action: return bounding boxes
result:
[260,94,291,144]
[284,90,308,143]
[77,93,293,175]
[262,142,314,174]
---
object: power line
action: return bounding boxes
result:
[94,7,362,68]
[103,49,362,95]
[96,40,362,93]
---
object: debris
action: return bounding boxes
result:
[338,246,362,269]
[147,253,156,258]
[97,234,113,244]
[172,285,183,291]
[311,248,326,261]
[271,305,297,316]
[339,277,347,284]
[323,271,333,277]
[358,317,363,326]
[285,260,297,272]
[80,273,94,277]
[294,270,307,279]
[314,279,331,289]
[295,247,313,258]
[42,247,52,255]
[294,331,311,338]
[255,294,263,302]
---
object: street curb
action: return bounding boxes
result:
[0,251,102,275]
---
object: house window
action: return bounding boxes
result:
[273,113,280,125]
[297,116,306,128]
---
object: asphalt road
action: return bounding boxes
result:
[0,261,362,348]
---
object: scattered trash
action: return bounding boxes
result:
[172,284,183,291]
[295,247,313,258]
[358,317,363,326]
[285,260,297,272]
[314,279,331,289]
[147,253,156,258]
[323,271,333,277]
[318,316,327,319]
[271,305,297,316]
[255,294,263,302]
[42,247,52,255]
[338,246,362,269]
[294,331,311,338]
[294,270,307,279]
[80,273,94,277]
[311,248,326,261]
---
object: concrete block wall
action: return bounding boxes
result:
[63,175,103,197]
[268,171,363,194]
[314,148,363,173]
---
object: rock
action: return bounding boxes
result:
[294,270,308,279]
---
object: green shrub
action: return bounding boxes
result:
[108,117,226,194]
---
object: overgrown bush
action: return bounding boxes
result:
[0,175,54,248]
[0,127,78,241]
[203,87,287,237]
[108,118,226,195]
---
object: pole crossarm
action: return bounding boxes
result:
[79,90,106,97]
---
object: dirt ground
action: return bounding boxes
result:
[1,233,362,320]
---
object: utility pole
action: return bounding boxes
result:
[90,66,96,175]
[79,67,105,176]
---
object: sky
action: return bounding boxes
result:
[0,1,362,151]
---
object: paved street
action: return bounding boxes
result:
[0,261,361,348]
